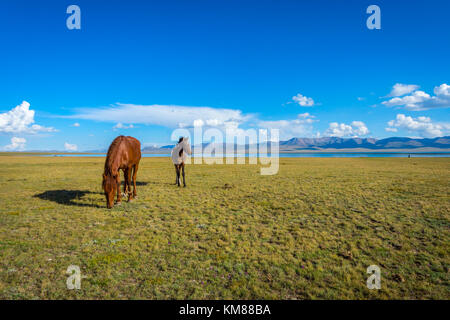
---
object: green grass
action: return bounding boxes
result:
[0,156,449,299]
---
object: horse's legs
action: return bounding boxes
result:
[182,163,186,187]
[123,168,128,196]
[174,165,178,185]
[174,165,177,185]
[175,165,181,187]
[132,163,138,198]
[126,167,133,201]
[116,172,122,204]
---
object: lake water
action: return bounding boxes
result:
[42,153,450,158]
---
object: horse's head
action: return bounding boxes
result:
[181,137,191,155]
[102,172,117,209]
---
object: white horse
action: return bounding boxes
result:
[171,137,192,187]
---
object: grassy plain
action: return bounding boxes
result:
[0,155,448,299]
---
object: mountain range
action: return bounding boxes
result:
[140,136,450,153]
[20,136,448,153]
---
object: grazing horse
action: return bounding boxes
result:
[102,136,141,208]
[171,137,192,187]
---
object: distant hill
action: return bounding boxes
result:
[140,136,450,153]
[11,136,448,154]
[83,149,107,153]
[278,136,450,151]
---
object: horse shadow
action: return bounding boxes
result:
[145,180,176,186]
[33,190,102,208]
[120,181,148,187]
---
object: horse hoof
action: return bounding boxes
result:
[115,202,122,206]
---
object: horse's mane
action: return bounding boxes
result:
[104,135,125,175]
[177,137,184,156]
[171,137,191,164]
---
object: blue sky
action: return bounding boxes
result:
[0,0,449,151]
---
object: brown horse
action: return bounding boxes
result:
[102,136,141,209]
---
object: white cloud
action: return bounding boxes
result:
[382,83,450,110]
[258,113,318,140]
[113,122,134,130]
[357,97,365,101]
[223,121,256,140]
[68,103,247,129]
[205,119,222,126]
[73,122,80,127]
[292,93,315,107]
[180,117,254,142]
[298,112,314,118]
[385,127,398,133]
[193,119,204,127]
[324,121,370,137]
[4,137,26,151]
[351,121,370,136]
[0,101,56,134]
[325,123,353,137]
[386,114,450,138]
[64,142,78,152]
[383,90,430,108]
[143,142,163,148]
[387,83,419,97]
[66,103,323,141]
[434,83,450,96]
